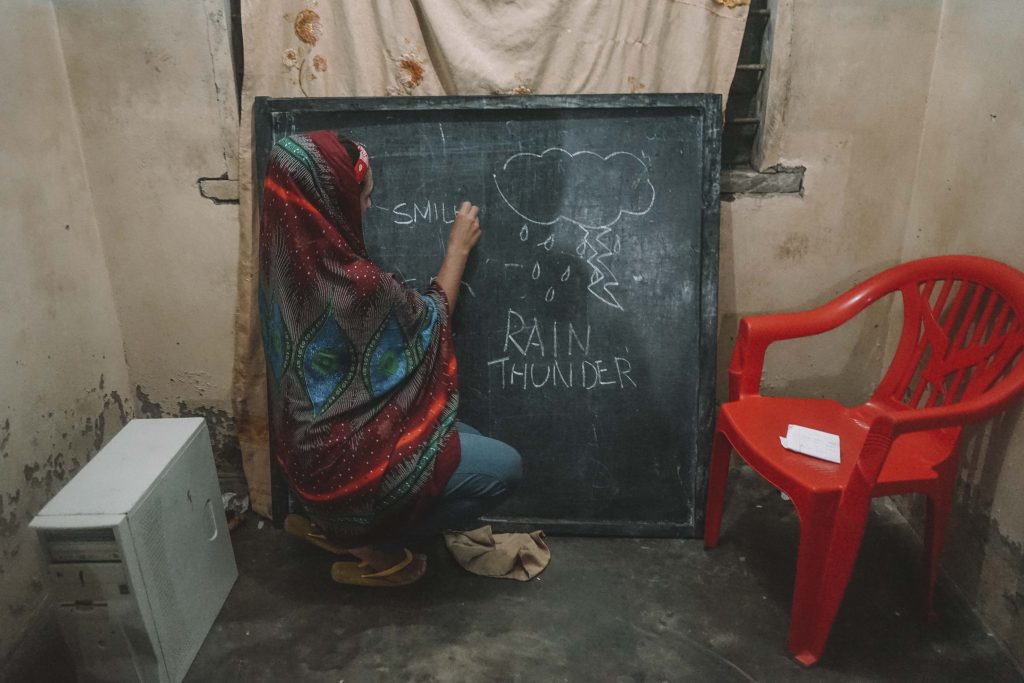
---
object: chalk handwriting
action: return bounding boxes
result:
[502,309,590,357]
[487,357,637,391]
[391,201,461,226]
[490,308,637,391]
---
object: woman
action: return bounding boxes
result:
[258,130,521,587]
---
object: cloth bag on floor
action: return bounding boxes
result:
[444,525,550,581]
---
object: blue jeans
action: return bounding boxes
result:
[389,422,522,549]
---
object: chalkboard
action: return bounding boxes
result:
[254,95,720,537]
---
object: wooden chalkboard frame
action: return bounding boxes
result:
[253,94,721,537]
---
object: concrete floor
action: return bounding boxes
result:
[16,466,1024,681]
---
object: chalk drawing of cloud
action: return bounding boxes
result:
[492,148,655,229]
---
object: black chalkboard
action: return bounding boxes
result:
[254,95,720,537]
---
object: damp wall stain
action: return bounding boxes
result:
[1,376,135,567]
[135,384,162,418]
[774,233,811,262]
[0,493,19,539]
[1,374,136,663]
[1,419,10,460]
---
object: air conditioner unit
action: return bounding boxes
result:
[30,418,238,683]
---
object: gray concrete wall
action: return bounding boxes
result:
[901,0,1024,664]
[0,2,134,664]
[53,0,242,475]
[721,0,942,405]
[1,0,240,666]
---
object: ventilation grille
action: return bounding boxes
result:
[128,430,237,682]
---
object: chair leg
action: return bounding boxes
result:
[923,480,954,620]
[703,429,733,549]
[786,493,871,667]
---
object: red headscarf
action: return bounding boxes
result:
[258,131,460,544]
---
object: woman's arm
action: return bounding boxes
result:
[434,201,481,314]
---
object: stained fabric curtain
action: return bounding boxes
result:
[234,0,749,516]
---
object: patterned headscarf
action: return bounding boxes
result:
[258,131,460,545]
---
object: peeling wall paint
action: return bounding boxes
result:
[1,382,134,570]
[0,387,133,662]
[52,0,240,481]
[1,2,136,665]
[0,7,247,664]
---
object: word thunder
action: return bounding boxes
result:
[488,309,637,391]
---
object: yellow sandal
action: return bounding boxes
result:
[330,548,425,587]
[283,514,352,556]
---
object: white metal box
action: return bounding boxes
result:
[30,418,238,683]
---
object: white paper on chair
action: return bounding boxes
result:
[779,424,841,464]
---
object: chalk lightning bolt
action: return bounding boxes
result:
[577,226,622,310]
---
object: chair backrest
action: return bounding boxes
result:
[871,256,1024,423]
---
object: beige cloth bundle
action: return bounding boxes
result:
[444,526,550,581]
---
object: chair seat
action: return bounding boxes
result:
[719,397,960,496]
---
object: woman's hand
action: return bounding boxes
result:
[435,200,481,315]
[446,201,481,258]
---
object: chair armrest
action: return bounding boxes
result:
[845,391,1017,499]
[889,371,1024,435]
[729,280,890,401]
[849,368,1024,492]
[840,398,1013,511]
[838,412,898,506]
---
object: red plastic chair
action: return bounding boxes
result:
[704,256,1024,666]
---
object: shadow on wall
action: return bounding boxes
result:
[892,403,1024,664]
[939,404,1023,628]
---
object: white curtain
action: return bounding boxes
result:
[234,0,750,515]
